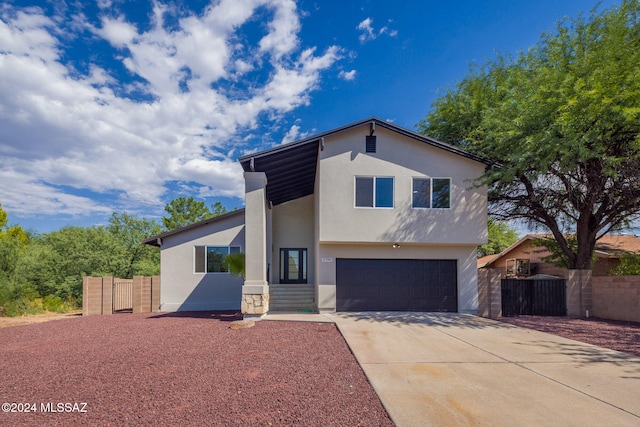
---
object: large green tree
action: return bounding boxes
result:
[0,205,29,307]
[0,204,28,285]
[163,197,235,230]
[210,201,229,217]
[479,218,519,257]
[44,226,120,299]
[107,212,162,278]
[419,0,640,269]
[163,196,212,230]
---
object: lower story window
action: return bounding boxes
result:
[280,248,307,284]
[195,245,241,273]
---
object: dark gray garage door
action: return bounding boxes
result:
[336,259,457,312]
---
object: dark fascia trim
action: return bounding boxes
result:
[141,208,245,247]
[238,117,492,167]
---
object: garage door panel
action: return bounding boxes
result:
[425,285,441,297]
[336,259,457,312]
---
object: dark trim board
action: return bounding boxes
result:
[336,259,458,312]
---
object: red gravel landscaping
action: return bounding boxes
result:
[499,316,640,357]
[0,312,393,427]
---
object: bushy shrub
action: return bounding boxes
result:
[4,297,44,317]
[610,253,640,275]
[43,295,65,312]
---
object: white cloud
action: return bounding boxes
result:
[357,17,397,43]
[258,0,300,59]
[98,16,137,47]
[357,17,375,42]
[0,2,341,219]
[0,169,113,217]
[281,124,311,144]
[96,0,114,9]
[339,69,357,81]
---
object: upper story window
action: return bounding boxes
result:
[355,176,394,208]
[195,245,241,273]
[412,177,451,209]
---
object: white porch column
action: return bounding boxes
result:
[242,172,270,317]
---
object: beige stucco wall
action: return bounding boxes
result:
[317,126,487,245]
[271,195,315,284]
[160,213,245,311]
[315,243,479,314]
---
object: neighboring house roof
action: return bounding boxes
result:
[238,116,491,206]
[141,209,245,247]
[477,254,497,269]
[594,234,640,254]
[478,233,640,268]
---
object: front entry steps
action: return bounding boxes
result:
[269,284,317,313]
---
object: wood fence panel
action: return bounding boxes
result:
[113,279,133,312]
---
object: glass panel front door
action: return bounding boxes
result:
[280,248,307,284]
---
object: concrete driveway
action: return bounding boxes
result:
[325,312,640,427]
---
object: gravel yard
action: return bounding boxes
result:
[3,312,639,426]
[499,316,640,357]
[0,312,393,427]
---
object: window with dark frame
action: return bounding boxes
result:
[355,176,394,208]
[280,248,308,284]
[412,177,451,209]
[194,245,241,273]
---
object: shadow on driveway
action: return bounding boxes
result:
[332,311,514,329]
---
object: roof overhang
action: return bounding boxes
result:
[239,139,319,206]
[141,208,245,247]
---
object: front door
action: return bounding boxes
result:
[280,248,308,284]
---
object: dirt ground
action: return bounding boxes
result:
[0,311,82,328]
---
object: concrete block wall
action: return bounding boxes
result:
[83,276,114,316]
[132,276,161,313]
[477,268,502,318]
[592,276,640,323]
[566,270,592,317]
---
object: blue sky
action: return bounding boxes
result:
[0,0,619,232]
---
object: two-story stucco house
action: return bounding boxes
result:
[143,117,489,316]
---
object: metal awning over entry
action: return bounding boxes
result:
[239,139,320,206]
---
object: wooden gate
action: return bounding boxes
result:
[113,279,133,312]
[501,278,566,317]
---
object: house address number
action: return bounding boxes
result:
[321,257,333,263]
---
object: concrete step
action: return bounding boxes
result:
[270,292,315,299]
[269,285,316,312]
